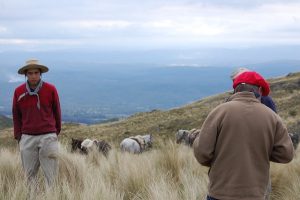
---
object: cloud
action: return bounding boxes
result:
[0,38,29,45]
[167,63,204,67]
[7,74,23,83]
[0,1,300,51]
[145,19,225,37]
[0,26,7,32]
[63,20,132,30]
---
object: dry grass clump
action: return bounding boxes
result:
[0,148,27,200]
[1,140,298,200]
[270,147,300,200]
[0,142,207,200]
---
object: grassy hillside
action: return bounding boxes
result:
[0,115,12,130]
[1,72,300,148]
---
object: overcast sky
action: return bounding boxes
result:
[1,0,300,52]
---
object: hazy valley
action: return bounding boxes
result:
[1,60,300,124]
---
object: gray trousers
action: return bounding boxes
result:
[19,133,59,188]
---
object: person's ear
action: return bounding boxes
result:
[259,87,263,95]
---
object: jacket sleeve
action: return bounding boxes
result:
[12,90,22,140]
[52,86,61,135]
[261,96,277,113]
[270,117,294,163]
[193,108,220,167]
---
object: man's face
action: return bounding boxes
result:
[26,68,41,86]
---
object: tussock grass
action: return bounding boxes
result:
[57,146,86,192]
[156,141,183,182]
[1,141,299,200]
[270,147,300,200]
[0,148,27,200]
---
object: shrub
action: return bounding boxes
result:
[289,110,297,117]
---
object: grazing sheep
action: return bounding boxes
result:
[71,138,111,157]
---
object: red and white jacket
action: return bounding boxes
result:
[12,81,61,140]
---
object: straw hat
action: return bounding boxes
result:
[230,67,250,80]
[18,59,49,75]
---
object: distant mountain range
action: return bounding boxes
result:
[1,60,299,124]
[1,45,300,68]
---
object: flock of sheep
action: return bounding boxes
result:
[70,129,299,157]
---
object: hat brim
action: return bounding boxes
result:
[18,64,49,75]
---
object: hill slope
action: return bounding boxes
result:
[0,115,12,130]
[1,72,300,147]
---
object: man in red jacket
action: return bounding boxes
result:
[12,59,61,190]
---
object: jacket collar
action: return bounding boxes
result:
[227,92,260,103]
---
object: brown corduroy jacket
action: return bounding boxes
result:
[193,92,294,200]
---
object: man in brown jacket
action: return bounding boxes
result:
[193,71,294,200]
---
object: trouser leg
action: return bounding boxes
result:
[38,133,59,188]
[19,134,40,199]
[19,134,40,185]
